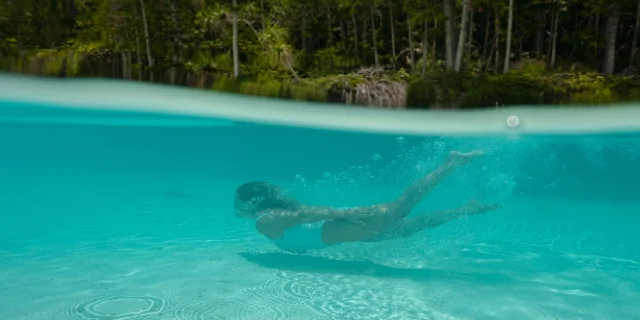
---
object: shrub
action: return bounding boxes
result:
[211,69,640,108]
[461,73,551,108]
[212,75,328,102]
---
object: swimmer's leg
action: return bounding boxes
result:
[321,151,484,245]
[363,201,502,242]
[392,150,484,216]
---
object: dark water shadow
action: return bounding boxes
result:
[238,251,516,285]
[163,190,191,200]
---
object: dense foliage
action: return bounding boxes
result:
[2,0,640,107]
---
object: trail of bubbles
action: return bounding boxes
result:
[281,134,640,208]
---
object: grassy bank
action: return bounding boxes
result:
[209,65,640,109]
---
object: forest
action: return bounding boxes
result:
[2,0,640,108]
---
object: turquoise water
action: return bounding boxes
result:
[1,75,640,319]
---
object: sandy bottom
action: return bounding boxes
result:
[1,179,639,320]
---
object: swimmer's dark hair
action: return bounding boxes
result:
[235,181,298,211]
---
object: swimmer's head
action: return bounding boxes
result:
[233,181,298,218]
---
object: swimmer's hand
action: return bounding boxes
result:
[448,150,484,166]
[339,208,377,225]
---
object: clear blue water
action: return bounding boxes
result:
[1,75,640,320]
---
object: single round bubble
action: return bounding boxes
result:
[506,115,520,128]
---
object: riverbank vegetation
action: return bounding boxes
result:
[2,0,640,108]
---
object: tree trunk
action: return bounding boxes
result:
[481,10,490,67]
[493,9,502,72]
[390,6,396,69]
[443,0,455,70]
[302,15,308,52]
[422,20,428,74]
[170,65,176,84]
[630,0,640,67]
[370,4,379,67]
[535,10,544,58]
[363,12,368,50]
[169,0,180,85]
[127,52,132,79]
[550,10,559,69]
[352,12,358,53]
[454,0,470,71]
[121,52,127,80]
[518,40,523,60]
[595,14,600,58]
[547,11,553,59]
[467,4,474,66]
[260,0,264,29]
[135,28,142,80]
[603,5,620,75]
[6,0,27,65]
[139,0,154,81]
[112,56,117,78]
[432,15,437,64]
[340,19,348,51]
[232,0,240,78]
[494,9,501,72]
[503,0,514,73]
[16,18,23,56]
[486,34,495,72]
[407,14,415,71]
[327,8,333,45]
[63,0,78,35]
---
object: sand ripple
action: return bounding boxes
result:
[164,305,207,320]
[224,278,291,320]
[69,295,166,320]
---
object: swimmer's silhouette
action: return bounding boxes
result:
[233,151,502,253]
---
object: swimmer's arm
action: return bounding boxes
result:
[255,207,373,237]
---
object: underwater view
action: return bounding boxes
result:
[1,75,640,320]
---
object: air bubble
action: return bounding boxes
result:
[294,174,307,185]
[372,154,383,161]
[506,115,520,128]
[397,136,407,145]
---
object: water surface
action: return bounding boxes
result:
[1,74,639,320]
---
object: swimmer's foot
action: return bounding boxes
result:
[448,150,484,166]
[464,199,503,215]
